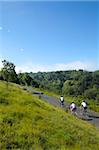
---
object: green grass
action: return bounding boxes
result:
[0,81,99,150]
[31,87,99,112]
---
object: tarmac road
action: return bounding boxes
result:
[25,87,99,128]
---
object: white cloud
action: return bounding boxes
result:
[20,48,24,52]
[0,26,11,32]
[15,61,98,73]
[0,59,98,73]
[0,58,98,73]
[0,26,3,30]
[7,29,10,33]
[55,61,97,71]
[15,63,49,73]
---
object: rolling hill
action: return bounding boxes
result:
[0,80,99,150]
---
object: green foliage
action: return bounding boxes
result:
[1,59,98,103]
[0,81,99,149]
[18,73,39,87]
[28,70,99,112]
[29,70,99,102]
[84,88,98,100]
[62,80,81,96]
[1,60,19,84]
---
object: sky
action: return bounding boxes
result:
[0,1,99,73]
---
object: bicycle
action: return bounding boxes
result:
[80,106,88,119]
[60,100,64,107]
[70,107,78,117]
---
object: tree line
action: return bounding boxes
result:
[0,60,99,101]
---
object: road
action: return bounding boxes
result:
[26,87,99,128]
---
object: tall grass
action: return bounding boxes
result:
[0,81,99,149]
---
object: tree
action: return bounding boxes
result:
[1,60,18,84]
[18,73,39,87]
[84,88,97,100]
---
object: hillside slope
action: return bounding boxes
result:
[0,81,99,150]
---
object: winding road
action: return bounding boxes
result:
[26,87,99,128]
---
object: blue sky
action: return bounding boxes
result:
[0,1,98,72]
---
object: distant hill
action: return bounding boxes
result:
[28,70,99,100]
[0,61,98,101]
[0,80,99,149]
[1,62,99,112]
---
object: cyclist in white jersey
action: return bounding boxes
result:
[60,96,64,106]
[81,100,87,112]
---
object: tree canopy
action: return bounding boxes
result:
[1,60,18,83]
[0,60,99,101]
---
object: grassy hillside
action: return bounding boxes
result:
[0,81,99,150]
[31,87,99,112]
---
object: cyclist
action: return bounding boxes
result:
[81,100,87,113]
[69,102,77,115]
[60,96,64,107]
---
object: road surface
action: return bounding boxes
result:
[25,87,99,128]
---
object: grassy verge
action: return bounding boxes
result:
[0,81,99,149]
[31,87,99,112]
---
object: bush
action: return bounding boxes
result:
[84,88,97,100]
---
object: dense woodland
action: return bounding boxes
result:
[0,60,99,101]
[30,70,99,100]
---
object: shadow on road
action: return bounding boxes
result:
[88,115,99,118]
[23,87,99,128]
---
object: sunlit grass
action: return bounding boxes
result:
[0,80,99,149]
